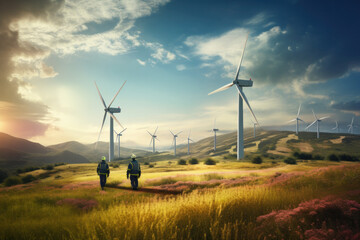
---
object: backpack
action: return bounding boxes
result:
[99,162,108,173]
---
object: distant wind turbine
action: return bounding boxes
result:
[212,119,219,151]
[287,103,305,135]
[170,130,182,156]
[251,119,259,138]
[348,117,354,134]
[95,81,126,162]
[208,34,260,160]
[147,127,159,153]
[187,130,194,155]
[114,128,127,158]
[332,121,339,133]
[305,109,329,139]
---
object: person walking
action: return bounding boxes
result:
[97,156,110,190]
[127,154,141,190]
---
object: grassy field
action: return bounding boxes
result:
[1,158,360,240]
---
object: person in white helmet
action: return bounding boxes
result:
[97,156,110,190]
[127,154,141,190]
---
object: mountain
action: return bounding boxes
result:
[49,141,149,162]
[0,133,90,170]
[0,132,50,154]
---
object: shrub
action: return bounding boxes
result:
[0,169,8,183]
[338,154,359,162]
[204,158,216,165]
[21,174,37,184]
[168,161,172,165]
[149,164,154,168]
[293,152,313,160]
[110,163,119,168]
[54,163,66,166]
[144,162,149,165]
[328,154,339,162]
[252,156,263,164]
[42,165,54,170]
[178,159,187,165]
[188,158,199,165]
[284,157,297,165]
[313,154,324,160]
[4,176,22,187]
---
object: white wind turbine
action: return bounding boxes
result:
[170,130,182,157]
[212,119,219,152]
[348,117,354,134]
[147,127,159,153]
[332,121,339,133]
[305,109,329,139]
[251,119,259,138]
[187,130,194,155]
[287,103,305,135]
[114,128,127,159]
[208,34,260,160]
[95,81,126,162]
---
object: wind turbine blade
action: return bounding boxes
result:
[154,126,158,135]
[319,116,329,121]
[189,139,194,143]
[114,130,118,135]
[305,120,317,130]
[94,81,107,108]
[237,87,260,127]
[188,129,191,139]
[149,138,153,146]
[108,80,127,108]
[286,119,297,124]
[147,130,153,137]
[171,138,174,146]
[208,83,234,95]
[234,33,249,81]
[331,126,337,130]
[169,130,175,136]
[108,112,124,129]
[297,103,302,117]
[351,117,354,125]
[312,109,318,120]
[120,128,127,134]
[155,137,160,142]
[176,131,182,136]
[298,118,306,123]
[95,112,107,148]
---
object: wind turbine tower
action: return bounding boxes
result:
[305,109,329,139]
[170,130,182,156]
[287,104,305,135]
[208,34,260,160]
[212,119,219,151]
[252,120,259,138]
[187,130,194,155]
[95,81,126,162]
[114,128,127,158]
[147,127,159,153]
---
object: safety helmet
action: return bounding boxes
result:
[101,156,106,161]
[131,154,136,159]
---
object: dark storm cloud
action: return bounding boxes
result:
[331,100,360,112]
[0,0,63,137]
[245,1,360,85]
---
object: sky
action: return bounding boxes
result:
[0,0,359,149]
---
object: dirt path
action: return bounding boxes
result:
[268,134,297,156]
[330,136,345,144]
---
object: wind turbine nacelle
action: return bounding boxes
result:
[234,79,253,87]
[109,107,121,113]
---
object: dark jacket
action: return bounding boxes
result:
[97,160,110,177]
[127,159,141,178]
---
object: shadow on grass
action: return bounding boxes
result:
[107,185,182,195]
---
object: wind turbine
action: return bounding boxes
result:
[114,128,127,159]
[332,121,339,133]
[305,109,329,139]
[208,34,260,160]
[95,81,126,162]
[212,119,219,152]
[251,119,259,138]
[348,117,354,134]
[187,130,194,155]
[287,103,305,135]
[147,127,159,153]
[170,130,182,156]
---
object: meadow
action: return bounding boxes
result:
[1,158,360,240]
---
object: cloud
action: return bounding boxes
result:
[145,42,176,64]
[331,100,360,112]
[176,64,186,71]
[137,59,146,66]
[245,12,268,25]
